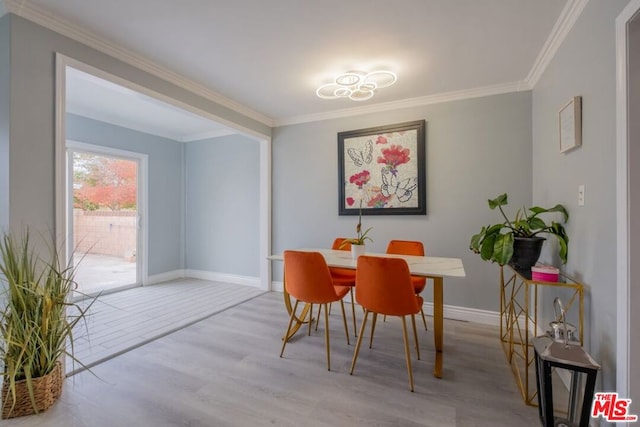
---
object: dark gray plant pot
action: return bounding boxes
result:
[509,236,545,272]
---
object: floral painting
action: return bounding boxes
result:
[338,120,426,216]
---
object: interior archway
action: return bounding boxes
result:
[55,54,272,293]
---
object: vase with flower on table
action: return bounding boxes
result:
[341,198,373,259]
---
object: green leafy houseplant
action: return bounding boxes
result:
[469,193,569,266]
[0,230,96,418]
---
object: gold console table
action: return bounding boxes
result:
[500,264,584,405]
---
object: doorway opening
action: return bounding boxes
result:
[68,142,147,296]
[55,54,272,295]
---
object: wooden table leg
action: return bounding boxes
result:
[432,276,444,378]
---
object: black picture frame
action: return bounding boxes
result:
[338,120,426,216]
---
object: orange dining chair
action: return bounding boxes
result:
[280,250,350,371]
[329,237,358,336]
[315,238,358,334]
[386,240,429,330]
[349,255,423,391]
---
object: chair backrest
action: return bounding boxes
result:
[330,237,356,280]
[355,255,421,316]
[386,240,425,256]
[332,237,351,251]
[386,240,426,288]
[284,250,339,304]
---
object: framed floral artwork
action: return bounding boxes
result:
[338,120,426,216]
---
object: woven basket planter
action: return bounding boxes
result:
[1,362,63,419]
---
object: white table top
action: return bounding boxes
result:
[268,248,466,278]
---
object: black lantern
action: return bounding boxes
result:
[533,334,600,427]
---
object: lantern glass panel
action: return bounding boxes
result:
[551,369,590,427]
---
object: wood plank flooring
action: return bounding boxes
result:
[67,279,265,374]
[4,289,539,426]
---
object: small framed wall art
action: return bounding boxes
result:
[559,96,582,153]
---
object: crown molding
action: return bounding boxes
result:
[276,80,531,127]
[526,0,589,88]
[180,129,236,142]
[5,0,586,129]
[4,0,275,127]
[280,0,587,128]
[66,107,189,142]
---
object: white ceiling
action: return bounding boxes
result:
[66,67,236,142]
[3,0,579,139]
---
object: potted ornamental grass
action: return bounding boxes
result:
[469,193,569,270]
[0,230,96,419]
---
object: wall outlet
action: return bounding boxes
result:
[578,184,585,206]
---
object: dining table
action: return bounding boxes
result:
[269,248,466,378]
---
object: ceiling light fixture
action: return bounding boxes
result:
[316,70,397,101]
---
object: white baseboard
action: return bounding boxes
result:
[184,269,262,289]
[145,269,185,285]
[422,302,500,326]
[272,280,284,293]
[146,269,263,290]
[270,281,499,326]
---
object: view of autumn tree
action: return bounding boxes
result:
[73,153,137,211]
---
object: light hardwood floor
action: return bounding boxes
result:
[68,279,265,374]
[4,290,539,426]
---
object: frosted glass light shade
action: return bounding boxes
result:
[316,70,396,101]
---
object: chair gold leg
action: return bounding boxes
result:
[280,300,299,358]
[369,312,378,349]
[401,315,415,392]
[411,314,420,360]
[308,303,313,336]
[315,303,322,332]
[324,303,331,371]
[350,288,357,337]
[420,308,428,330]
[350,310,370,375]
[339,299,350,345]
[282,292,311,341]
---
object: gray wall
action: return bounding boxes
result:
[0,15,9,230]
[6,14,268,236]
[532,0,630,392]
[185,135,260,276]
[67,115,262,278]
[66,114,184,276]
[273,92,532,312]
